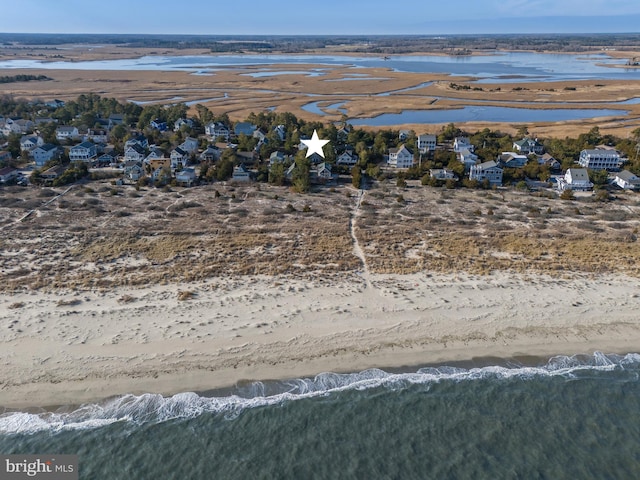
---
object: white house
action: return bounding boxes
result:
[578,148,623,171]
[176,167,197,186]
[20,136,44,152]
[232,164,252,182]
[311,162,336,184]
[205,122,230,141]
[170,147,189,171]
[388,145,414,168]
[174,117,194,132]
[123,161,144,182]
[454,137,474,153]
[556,168,593,191]
[613,170,640,190]
[458,148,478,171]
[125,144,147,162]
[56,126,80,141]
[32,144,60,167]
[417,134,437,153]
[179,137,199,154]
[86,129,108,143]
[336,149,359,167]
[430,168,458,180]
[470,161,503,186]
[69,141,97,163]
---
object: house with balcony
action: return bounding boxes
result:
[205,122,230,141]
[417,134,437,153]
[387,145,414,168]
[469,161,503,186]
[578,148,623,171]
[69,141,97,163]
[453,137,474,153]
[32,144,60,167]
[56,126,80,142]
[513,137,544,155]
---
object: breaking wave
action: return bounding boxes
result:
[2,352,638,435]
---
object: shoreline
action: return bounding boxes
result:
[2,272,640,409]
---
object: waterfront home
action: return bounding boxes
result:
[0,166,18,184]
[417,134,437,153]
[387,145,414,168]
[613,170,640,190]
[311,162,336,184]
[513,137,544,155]
[69,141,97,163]
[498,152,528,168]
[176,167,197,186]
[336,149,359,167]
[40,164,67,183]
[32,144,60,167]
[232,164,252,182]
[430,168,458,180]
[556,168,593,191]
[469,161,503,186]
[398,130,412,141]
[56,125,80,141]
[578,148,623,171]
[123,161,144,182]
[96,152,116,167]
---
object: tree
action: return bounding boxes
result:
[216,156,234,181]
[291,156,311,193]
[560,189,575,200]
[351,166,362,189]
[269,162,286,186]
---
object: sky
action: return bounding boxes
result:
[1,0,640,35]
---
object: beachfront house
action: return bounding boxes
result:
[556,168,593,191]
[69,141,97,163]
[387,145,414,168]
[578,148,623,171]
[232,164,252,182]
[469,161,503,186]
[123,161,144,182]
[20,135,44,152]
[311,162,336,184]
[430,168,458,181]
[176,167,197,187]
[0,166,18,184]
[86,129,108,143]
[497,152,529,168]
[613,170,640,190]
[336,149,359,167]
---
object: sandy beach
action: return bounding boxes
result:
[2,271,640,408]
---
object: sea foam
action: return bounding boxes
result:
[2,352,639,435]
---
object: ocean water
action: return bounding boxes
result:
[2,352,640,479]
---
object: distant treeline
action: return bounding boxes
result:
[0,74,51,84]
[3,33,640,54]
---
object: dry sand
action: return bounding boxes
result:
[2,271,640,409]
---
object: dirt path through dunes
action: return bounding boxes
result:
[350,189,373,289]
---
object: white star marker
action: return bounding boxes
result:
[301,129,330,158]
